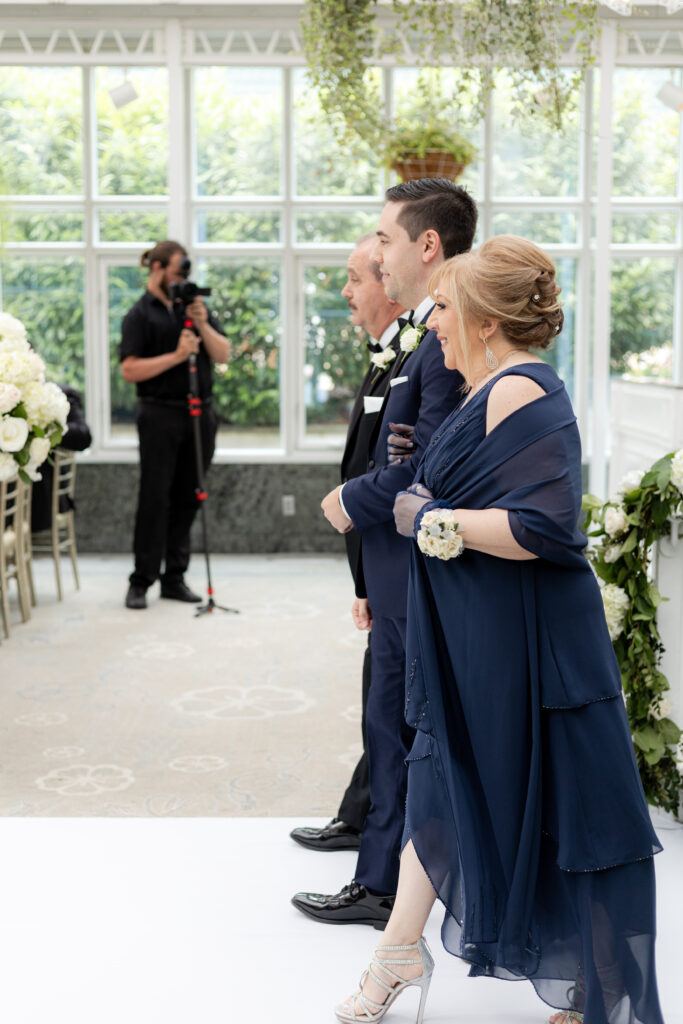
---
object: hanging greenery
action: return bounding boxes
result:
[301,0,600,160]
[583,451,683,816]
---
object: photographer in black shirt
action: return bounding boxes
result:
[120,240,230,610]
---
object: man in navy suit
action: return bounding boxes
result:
[292,179,478,927]
[290,233,406,853]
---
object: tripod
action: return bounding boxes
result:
[185,316,238,618]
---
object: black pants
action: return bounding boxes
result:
[130,401,217,589]
[337,634,372,832]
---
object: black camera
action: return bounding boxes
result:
[168,257,212,306]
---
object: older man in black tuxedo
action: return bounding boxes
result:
[291,232,406,852]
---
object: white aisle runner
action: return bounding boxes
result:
[0,817,680,1024]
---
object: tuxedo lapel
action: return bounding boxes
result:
[367,306,434,455]
[341,329,401,481]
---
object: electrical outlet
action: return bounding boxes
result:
[281,494,296,516]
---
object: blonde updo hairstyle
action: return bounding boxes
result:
[429,234,563,386]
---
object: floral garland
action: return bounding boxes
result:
[0,312,69,484]
[583,452,683,815]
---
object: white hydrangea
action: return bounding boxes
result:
[604,505,627,538]
[0,311,29,350]
[0,415,29,454]
[0,348,40,387]
[0,451,18,482]
[0,382,21,415]
[21,380,69,432]
[670,448,683,494]
[601,582,630,641]
[616,469,644,499]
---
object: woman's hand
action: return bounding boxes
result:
[393,483,434,537]
[387,422,416,464]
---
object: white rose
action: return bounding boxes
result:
[23,459,43,482]
[601,582,630,641]
[603,543,621,564]
[616,469,644,499]
[0,382,21,415]
[0,451,18,482]
[650,698,671,721]
[604,505,627,538]
[28,436,51,466]
[370,348,396,370]
[670,449,683,493]
[0,311,28,348]
[400,327,421,352]
[0,415,29,453]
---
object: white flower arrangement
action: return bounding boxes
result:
[670,448,683,493]
[604,504,627,538]
[600,582,630,641]
[370,348,397,371]
[417,508,464,561]
[399,323,428,352]
[0,312,68,482]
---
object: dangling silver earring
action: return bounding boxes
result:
[482,335,498,371]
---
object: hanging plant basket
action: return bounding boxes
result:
[391,150,467,182]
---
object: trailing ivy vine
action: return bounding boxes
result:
[583,451,683,816]
[301,0,600,153]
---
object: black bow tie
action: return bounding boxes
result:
[367,340,382,353]
[397,312,416,330]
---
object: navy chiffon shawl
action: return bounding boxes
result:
[403,363,663,1024]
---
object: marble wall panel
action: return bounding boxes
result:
[74,463,346,554]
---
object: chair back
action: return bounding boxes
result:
[1,476,21,533]
[52,450,77,520]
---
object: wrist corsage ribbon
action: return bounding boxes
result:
[417,508,464,561]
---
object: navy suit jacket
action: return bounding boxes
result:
[342,325,464,618]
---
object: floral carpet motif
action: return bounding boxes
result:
[0,554,366,817]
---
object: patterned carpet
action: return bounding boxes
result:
[0,554,365,817]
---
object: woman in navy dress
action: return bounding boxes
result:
[335,236,663,1024]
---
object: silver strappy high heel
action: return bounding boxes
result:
[334,936,435,1024]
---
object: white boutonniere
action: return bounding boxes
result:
[399,323,428,352]
[370,348,397,371]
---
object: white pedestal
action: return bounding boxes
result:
[610,378,683,761]
[609,378,683,497]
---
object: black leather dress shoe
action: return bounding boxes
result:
[160,581,202,603]
[290,817,361,852]
[291,882,394,928]
[125,584,147,610]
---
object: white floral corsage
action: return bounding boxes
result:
[371,348,397,371]
[417,509,464,561]
[399,323,428,352]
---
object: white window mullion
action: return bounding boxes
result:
[590,23,617,498]
[82,65,105,458]
[166,19,186,241]
[282,66,297,456]
[576,68,594,453]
